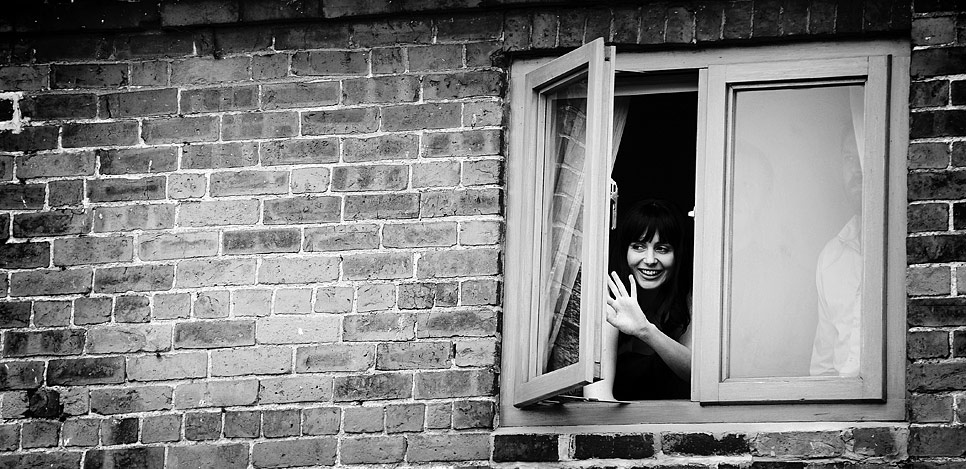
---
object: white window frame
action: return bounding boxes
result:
[502,39,909,427]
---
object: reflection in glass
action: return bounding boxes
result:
[728,84,864,379]
[540,77,588,374]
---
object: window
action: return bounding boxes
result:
[502,39,909,426]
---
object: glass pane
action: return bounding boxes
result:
[539,76,588,375]
[728,84,864,379]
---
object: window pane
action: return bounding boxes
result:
[540,77,588,375]
[728,84,864,379]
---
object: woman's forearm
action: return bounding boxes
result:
[633,325,691,382]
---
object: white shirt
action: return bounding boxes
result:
[810,215,862,377]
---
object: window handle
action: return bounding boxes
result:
[609,179,619,230]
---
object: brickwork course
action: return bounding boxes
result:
[0,0,962,467]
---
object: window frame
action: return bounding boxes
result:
[502,39,909,427]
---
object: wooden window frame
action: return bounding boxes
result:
[502,39,909,427]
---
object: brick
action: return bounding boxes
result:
[242,0,318,20]
[357,283,395,312]
[377,341,449,370]
[20,93,97,120]
[346,193,419,220]
[127,352,206,381]
[295,343,373,372]
[304,224,378,251]
[0,453,82,468]
[466,41,503,68]
[131,61,169,86]
[93,264,174,293]
[273,288,311,314]
[99,88,177,118]
[344,312,415,341]
[343,76,418,105]
[115,31,203,60]
[664,432,749,455]
[62,418,99,447]
[258,375,332,403]
[908,266,952,296]
[175,380,258,409]
[912,80,950,108]
[341,435,405,464]
[909,425,966,457]
[415,369,494,399]
[52,63,127,89]
[47,356,124,385]
[292,50,368,76]
[0,391,29,418]
[263,195,341,224]
[261,138,338,165]
[453,400,494,429]
[425,402,451,429]
[909,171,966,202]
[437,12,502,41]
[141,414,180,443]
[464,101,501,128]
[185,411,222,440]
[53,237,132,266]
[74,297,112,325]
[232,289,272,317]
[261,81,339,110]
[0,184,45,210]
[852,426,899,457]
[0,65,49,91]
[183,142,260,169]
[531,12,559,48]
[343,252,412,280]
[418,248,499,278]
[161,0,237,25]
[115,295,151,323]
[171,57,250,85]
[905,202,945,233]
[256,316,339,344]
[274,23,349,50]
[460,220,502,246]
[142,115,220,144]
[166,444,249,469]
[284,170,329,195]
[221,111,298,141]
[912,110,966,139]
[751,431,845,457]
[331,164,408,191]
[94,205,174,232]
[88,176,165,202]
[343,406,384,433]
[49,180,84,207]
[385,403,423,433]
[420,189,501,218]
[0,361,43,389]
[909,393,953,423]
[350,18,433,46]
[302,107,379,135]
[193,291,229,318]
[424,130,501,157]
[180,85,257,114]
[213,26,273,54]
[168,174,207,199]
[334,372,412,401]
[0,242,50,269]
[314,286,354,313]
[372,47,406,74]
[258,256,339,284]
[90,386,172,414]
[179,199,260,226]
[383,221,456,248]
[455,338,498,367]
[417,309,497,338]
[957,330,966,357]
[211,170,288,196]
[86,324,172,354]
[413,161,460,188]
[913,47,966,78]
[910,362,966,391]
[494,433,558,462]
[383,103,461,132]
[398,282,457,309]
[908,234,966,263]
[910,142,950,169]
[98,147,178,175]
[557,9,586,47]
[221,229,298,255]
[11,268,92,296]
[85,447,165,469]
[224,410,260,438]
[408,433,490,462]
[263,409,299,438]
[0,126,58,152]
[0,424,15,450]
[154,293,190,320]
[344,134,418,162]
[34,301,71,327]
[252,438,337,468]
[22,420,60,448]
[175,320,255,348]
[212,347,290,376]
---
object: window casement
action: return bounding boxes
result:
[502,39,909,426]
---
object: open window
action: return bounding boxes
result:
[504,40,909,424]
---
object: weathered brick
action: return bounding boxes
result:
[343,406,384,433]
[11,268,92,296]
[383,103,461,132]
[304,224,379,251]
[166,444,249,469]
[22,420,60,448]
[13,209,90,237]
[574,433,655,459]
[231,289,272,317]
[263,409,299,438]
[183,142,256,170]
[258,375,332,403]
[211,170,288,196]
[908,266,952,296]
[344,76,418,105]
[161,0,238,26]
[909,425,966,457]
[419,189,501,218]
[910,361,966,392]
[437,12,503,41]
[414,160,460,188]
[85,447,165,469]
[94,204,175,232]
[343,252,413,280]
[409,44,463,72]
[185,411,222,440]
[909,234,966,263]
[62,418,99,447]
[141,414,180,443]
[193,291,229,318]
[0,126,58,152]
[344,312,415,341]
[273,288,311,314]
[263,195,341,224]
[331,164,408,191]
[256,316,339,344]
[384,221,456,248]
[16,151,94,180]
[296,343,374,372]
[455,338,498,367]
[0,184,45,210]
[224,410,260,438]
[417,309,497,338]
[34,300,71,327]
[909,393,953,423]
[213,26,274,54]
[53,236,133,266]
[171,57,250,85]
[90,386,172,414]
[494,433,559,462]
[20,93,97,120]
[344,134,418,164]
[100,88,178,118]
[424,71,504,101]
[345,193,419,220]
[377,341,450,370]
[274,23,349,50]
[168,174,207,199]
[453,399,494,429]
[415,369,494,399]
[142,115,220,144]
[221,111,298,141]
[912,80,950,108]
[751,431,845,457]
[909,203,950,233]
[334,372,412,401]
[131,61,170,86]
[86,324,172,354]
[98,147,178,175]
[87,176,165,202]
[115,295,151,323]
[62,120,138,147]
[385,403,423,433]
[956,330,966,357]
[180,85,257,114]
[341,435,405,464]
[152,292,189,320]
[252,438,337,468]
[663,432,749,456]
[0,242,50,269]
[175,380,258,408]
[0,65,49,91]
[212,347,291,376]
[52,63,127,89]
[93,264,174,293]
[425,402,451,429]
[127,352,206,381]
[47,356,124,385]
[356,283,394,312]
[314,286,354,313]
[292,50,368,76]
[262,81,339,109]
[175,320,254,348]
[350,18,433,47]
[49,180,84,207]
[408,432,490,462]
[258,256,339,284]
[3,329,83,358]
[418,248,500,278]
[253,54,290,79]
[179,199,260,226]
[74,297,112,325]
[302,107,379,135]
[398,282,457,309]
[261,138,338,165]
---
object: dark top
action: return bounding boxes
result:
[612,331,689,400]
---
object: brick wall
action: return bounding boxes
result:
[0,0,960,468]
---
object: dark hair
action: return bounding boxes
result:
[612,199,692,336]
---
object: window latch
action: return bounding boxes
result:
[609,178,618,230]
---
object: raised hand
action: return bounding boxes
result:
[604,271,655,339]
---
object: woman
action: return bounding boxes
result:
[605,199,692,400]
